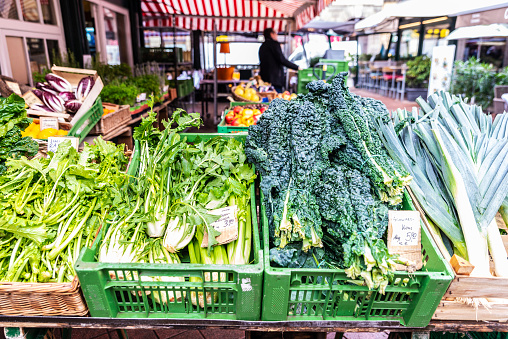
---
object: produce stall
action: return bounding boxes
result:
[2,67,508,338]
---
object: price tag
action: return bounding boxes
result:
[201,205,239,247]
[5,81,21,96]
[47,136,79,153]
[136,93,147,103]
[40,117,59,131]
[387,210,423,271]
[389,210,420,246]
[22,91,43,106]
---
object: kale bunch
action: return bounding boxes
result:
[0,95,38,174]
[246,73,412,292]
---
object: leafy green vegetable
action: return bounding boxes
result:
[246,74,411,292]
[0,94,38,174]
[100,82,139,106]
[406,56,431,89]
[0,137,128,283]
[99,96,256,289]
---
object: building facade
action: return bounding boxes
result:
[0,0,139,86]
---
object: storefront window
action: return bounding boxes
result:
[399,29,419,59]
[0,0,19,20]
[104,7,120,65]
[26,38,48,80]
[46,39,60,65]
[421,25,450,56]
[464,39,506,68]
[41,0,56,25]
[83,1,97,58]
[21,0,40,23]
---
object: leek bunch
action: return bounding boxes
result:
[376,91,508,277]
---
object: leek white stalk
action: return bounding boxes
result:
[486,218,508,277]
[432,128,491,277]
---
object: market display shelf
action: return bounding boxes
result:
[0,316,505,333]
[75,133,263,320]
[260,190,454,327]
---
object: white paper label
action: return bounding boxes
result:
[389,210,420,246]
[201,205,239,247]
[22,91,43,106]
[48,136,79,153]
[241,278,253,292]
[136,93,147,103]
[40,117,59,131]
[6,81,21,96]
[210,205,238,231]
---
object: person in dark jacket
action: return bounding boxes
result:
[258,28,299,93]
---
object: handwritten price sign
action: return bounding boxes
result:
[201,205,239,247]
[388,210,420,247]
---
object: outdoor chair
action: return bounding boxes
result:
[395,66,407,101]
[358,67,369,89]
[379,67,394,96]
[368,64,382,92]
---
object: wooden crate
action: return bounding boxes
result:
[51,66,104,126]
[90,104,131,135]
[433,300,508,322]
[407,189,508,321]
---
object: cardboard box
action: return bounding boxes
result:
[51,65,104,126]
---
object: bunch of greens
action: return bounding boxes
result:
[132,74,162,100]
[452,57,500,109]
[246,74,412,292]
[0,94,38,174]
[100,82,139,106]
[406,56,431,89]
[376,91,508,278]
[99,100,256,306]
[91,58,133,85]
[0,137,128,283]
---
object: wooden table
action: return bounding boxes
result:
[0,317,506,333]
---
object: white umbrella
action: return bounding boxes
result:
[446,24,508,40]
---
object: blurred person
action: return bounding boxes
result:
[259,28,300,93]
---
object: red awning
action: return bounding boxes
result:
[141,0,330,32]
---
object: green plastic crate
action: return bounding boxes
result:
[297,68,322,95]
[75,133,263,320]
[68,96,103,143]
[217,119,249,133]
[260,190,453,327]
[217,102,267,133]
[318,59,349,77]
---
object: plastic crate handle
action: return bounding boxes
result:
[312,63,337,81]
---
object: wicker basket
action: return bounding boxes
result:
[231,86,277,102]
[0,276,88,316]
[258,91,277,101]
[90,104,131,135]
